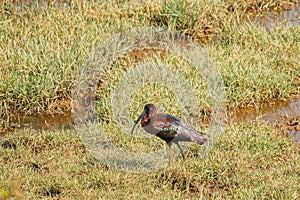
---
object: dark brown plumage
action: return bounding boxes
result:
[131,104,208,165]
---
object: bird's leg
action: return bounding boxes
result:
[175,142,185,160]
[167,142,173,166]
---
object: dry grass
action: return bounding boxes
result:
[0,121,299,199]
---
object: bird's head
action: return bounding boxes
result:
[131,104,157,134]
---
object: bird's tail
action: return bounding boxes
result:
[191,132,208,145]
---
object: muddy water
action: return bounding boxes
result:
[252,3,300,29]
[230,96,300,142]
[2,96,299,143]
[263,97,300,143]
[7,112,74,133]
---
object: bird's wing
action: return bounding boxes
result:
[152,114,180,136]
[155,114,207,144]
[153,114,193,138]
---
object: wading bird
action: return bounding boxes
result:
[131,104,208,165]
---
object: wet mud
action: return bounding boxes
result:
[231,96,300,142]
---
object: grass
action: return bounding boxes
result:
[0,121,299,199]
[0,0,299,118]
[0,0,300,199]
[210,23,300,108]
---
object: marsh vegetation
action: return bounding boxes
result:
[0,0,299,199]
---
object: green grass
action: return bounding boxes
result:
[0,0,299,118]
[210,23,300,108]
[0,121,299,199]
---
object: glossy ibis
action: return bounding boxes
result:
[131,104,208,165]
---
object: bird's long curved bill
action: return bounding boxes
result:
[131,110,145,134]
